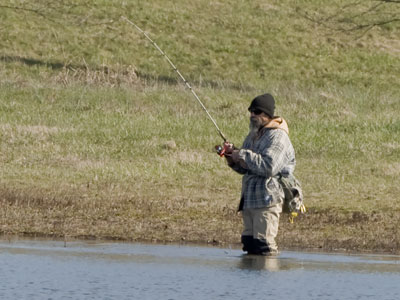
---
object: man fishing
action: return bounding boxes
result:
[127,19,300,254]
[224,93,296,256]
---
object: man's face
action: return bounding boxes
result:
[249,109,270,129]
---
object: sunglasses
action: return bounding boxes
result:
[249,109,263,115]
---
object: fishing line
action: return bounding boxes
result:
[122,16,227,142]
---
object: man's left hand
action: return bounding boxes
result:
[227,149,240,163]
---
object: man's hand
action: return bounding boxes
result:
[224,142,240,163]
[229,149,240,163]
[223,142,234,155]
[223,143,247,169]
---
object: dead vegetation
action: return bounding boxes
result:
[1,184,399,254]
[54,64,138,87]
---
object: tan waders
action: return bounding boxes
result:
[241,202,283,255]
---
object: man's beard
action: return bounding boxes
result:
[249,117,263,139]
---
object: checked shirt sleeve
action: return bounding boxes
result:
[238,130,290,178]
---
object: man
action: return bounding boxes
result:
[224,93,295,256]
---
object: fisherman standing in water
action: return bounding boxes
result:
[224,94,296,256]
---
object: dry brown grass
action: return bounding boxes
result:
[54,64,138,87]
[0,183,242,245]
[2,180,400,254]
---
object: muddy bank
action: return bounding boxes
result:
[278,208,400,254]
[1,207,399,255]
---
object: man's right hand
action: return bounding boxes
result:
[223,142,235,155]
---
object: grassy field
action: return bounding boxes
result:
[1,0,399,253]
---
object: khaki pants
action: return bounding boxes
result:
[242,202,283,253]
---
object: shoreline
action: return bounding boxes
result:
[1,230,399,256]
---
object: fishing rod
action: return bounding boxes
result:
[122,16,228,143]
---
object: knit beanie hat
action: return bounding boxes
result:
[248,93,275,118]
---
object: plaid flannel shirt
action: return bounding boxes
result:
[229,125,295,210]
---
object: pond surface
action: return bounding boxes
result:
[1,239,399,300]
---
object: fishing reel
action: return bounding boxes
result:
[215,142,233,157]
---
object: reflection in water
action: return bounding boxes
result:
[238,255,282,271]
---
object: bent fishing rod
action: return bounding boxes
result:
[122,16,227,143]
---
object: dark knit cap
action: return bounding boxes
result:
[248,93,275,118]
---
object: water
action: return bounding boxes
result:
[1,239,399,300]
